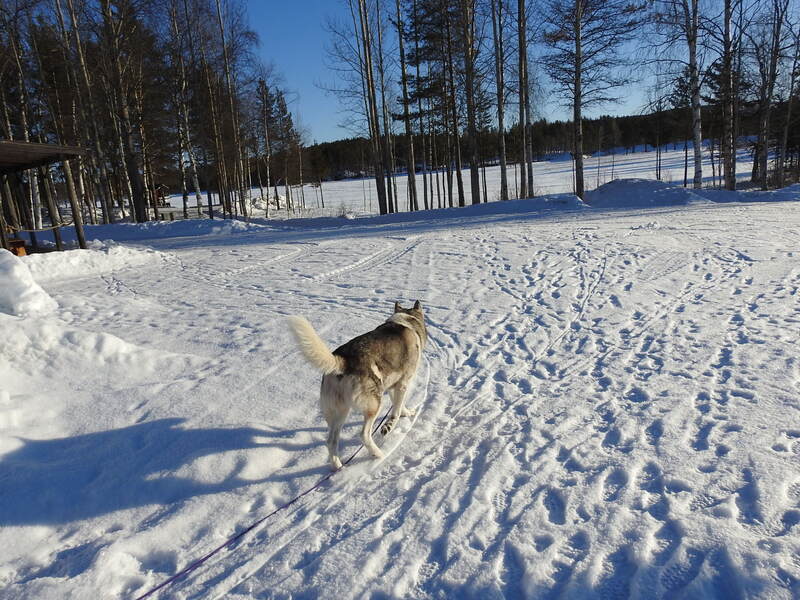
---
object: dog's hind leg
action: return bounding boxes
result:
[325,409,349,470]
[361,393,385,459]
[321,378,350,470]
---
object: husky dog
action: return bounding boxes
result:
[288,301,427,470]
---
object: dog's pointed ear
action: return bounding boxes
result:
[413,300,422,310]
[394,301,402,312]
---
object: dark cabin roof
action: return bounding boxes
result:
[0,140,86,175]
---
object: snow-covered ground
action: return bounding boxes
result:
[168,142,756,219]
[2,152,800,599]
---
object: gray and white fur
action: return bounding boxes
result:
[288,301,427,470]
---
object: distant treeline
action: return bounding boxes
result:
[296,101,799,184]
[2,0,799,230]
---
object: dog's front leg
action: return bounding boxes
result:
[381,384,412,436]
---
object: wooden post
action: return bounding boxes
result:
[0,188,9,251]
[40,167,64,251]
[64,160,87,249]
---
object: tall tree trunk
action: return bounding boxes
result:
[198,29,229,219]
[413,0,429,210]
[444,16,465,207]
[778,32,799,188]
[758,0,789,190]
[100,0,147,221]
[7,27,42,229]
[396,0,418,210]
[375,0,395,213]
[517,0,528,198]
[356,0,388,214]
[525,45,534,194]
[491,0,509,200]
[721,0,736,190]
[215,0,247,217]
[461,0,481,205]
[685,0,703,190]
[258,80,273,215]
[170,2,203,215]
[573,0,585,199]
[63,0,114,223]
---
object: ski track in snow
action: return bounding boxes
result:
[1,191,800,599]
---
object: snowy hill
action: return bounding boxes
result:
[1,180,800,599]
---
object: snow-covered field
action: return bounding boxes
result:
[172,142,756,220]
[2,151,800,599]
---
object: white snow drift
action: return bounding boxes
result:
[0,249,58,317]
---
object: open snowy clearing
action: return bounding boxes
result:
[167,143,756,220]
[1,178,800,599]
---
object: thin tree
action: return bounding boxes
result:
[460,0,481,204]
[745,0,791,189]
[395,0,418,210]
[490,0,509,200]
[652,0,705,190]
[517,0,528,198]
[542,0,643,199]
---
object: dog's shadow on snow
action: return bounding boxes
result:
[0,417,324,526]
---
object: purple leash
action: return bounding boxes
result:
[134,410,391,599]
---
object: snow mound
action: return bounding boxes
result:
[23,241,164,282]
[586,178,711,208]
[0,249,58,317]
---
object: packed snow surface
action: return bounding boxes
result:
[1,178,800,599]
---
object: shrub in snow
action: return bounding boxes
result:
[0,249,58,317]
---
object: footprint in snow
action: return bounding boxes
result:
[602,468,629,502]
[637,462,669,521]
[645,419,664,446]
[660,547,705,594]
[624,386,650,404]
[544,531,590,596]
[651,520,682,566]
[543,488,567,525]
[594,545,638,600]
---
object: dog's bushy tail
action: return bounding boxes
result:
[287,316,345,375]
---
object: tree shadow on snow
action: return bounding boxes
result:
[0,417,321,526]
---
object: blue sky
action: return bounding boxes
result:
[247,1,352,144]
[247,1,649,145]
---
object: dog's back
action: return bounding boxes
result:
[333,320,422,384]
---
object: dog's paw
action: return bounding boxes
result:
[331,456,343,470]
[380,418,397,436]
[402,407,416,417]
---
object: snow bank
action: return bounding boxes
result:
[696,182,800,203]
[23,241,164,282]
[101,217,266,239]
[0,249,58,317]
[35,218,268,245]
[3,318,196,379]
[586,178,711,208]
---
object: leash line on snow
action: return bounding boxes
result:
[133,414,388,600]
[134,357,431,600]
